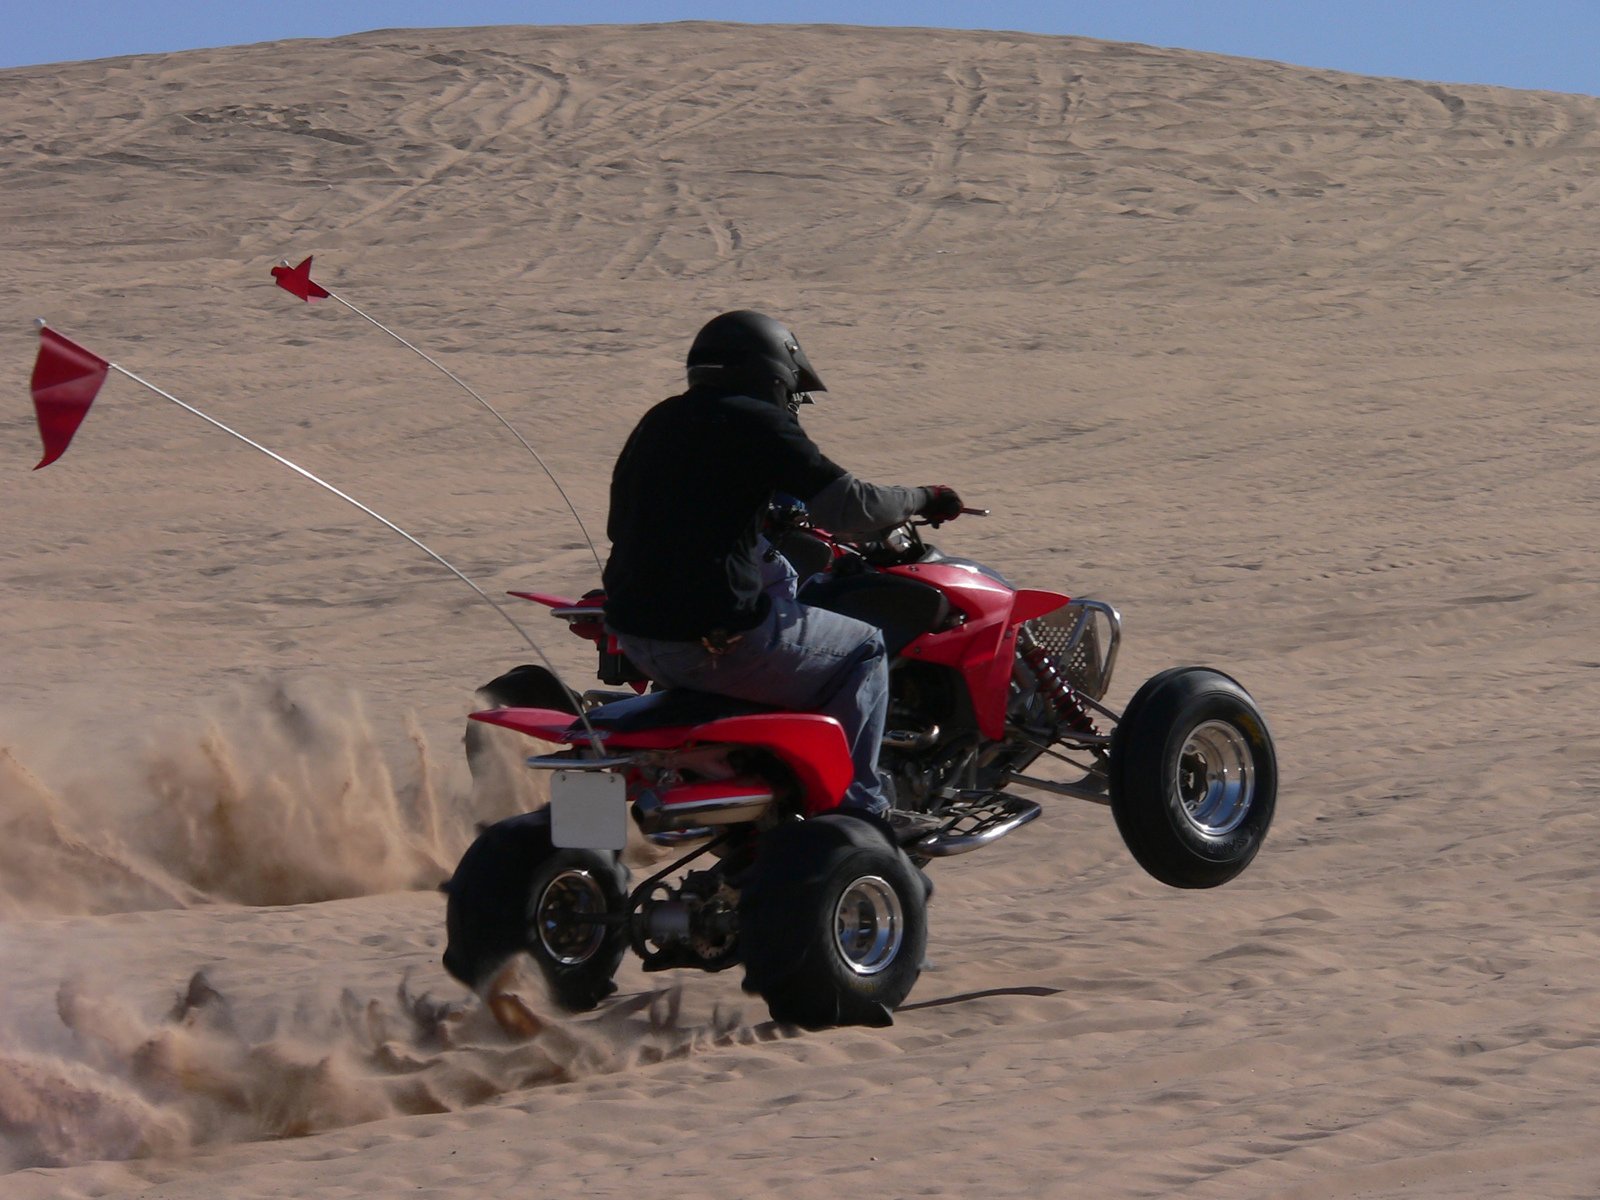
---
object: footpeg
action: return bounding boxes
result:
[911,791,1042,857]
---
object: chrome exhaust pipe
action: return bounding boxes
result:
[633,779,776,833]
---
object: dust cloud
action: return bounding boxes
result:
[0,677,541,917]
[0,966,770,1170]
[0,677,770,1171]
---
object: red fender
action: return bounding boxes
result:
[890,567,1073,739]
[1012,588,1072,623]
[467,708,852,814]
[691,713,853,814]
[469,706,581,743]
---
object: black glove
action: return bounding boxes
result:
[918,485,964,526]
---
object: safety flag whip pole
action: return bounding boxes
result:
[27,319,602,748]
[271,257,603,574]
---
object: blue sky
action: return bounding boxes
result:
[6,1,1598,96]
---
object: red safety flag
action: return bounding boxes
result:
[31,326,110,469]
[271,255,331,302]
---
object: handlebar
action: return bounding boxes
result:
[767,499,985,568]
[910,506,988,529]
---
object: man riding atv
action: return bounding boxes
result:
[445,311,1276,1027]
[601,310,964,817]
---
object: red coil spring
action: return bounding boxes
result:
[1020,641,1099,736]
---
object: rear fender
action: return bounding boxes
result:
[468,707,852,814]
[469,706,584,744]
[692,714,852,815]
[469,707,687,751]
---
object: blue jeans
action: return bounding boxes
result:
[615,598,890,816]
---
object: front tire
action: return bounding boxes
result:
[739,814,928,1028]
[443,810,628,1011]
[1109,667,1277,889]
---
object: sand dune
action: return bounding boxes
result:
[2,21,1598,1198]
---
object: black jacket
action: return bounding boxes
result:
[602,385,928,640]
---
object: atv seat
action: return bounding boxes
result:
[579,689,781,733]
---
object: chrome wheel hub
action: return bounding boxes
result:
[834,875,905,976]
[1175,720,1256,836]
[532,869,607,964]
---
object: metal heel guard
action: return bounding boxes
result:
[909,791,1043,858]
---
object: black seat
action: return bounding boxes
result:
[580,689,780,733]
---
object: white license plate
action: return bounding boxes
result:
[550,770,628,850]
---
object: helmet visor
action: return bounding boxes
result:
[788,340,826,394]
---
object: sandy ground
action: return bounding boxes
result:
[2,21,1598,1198]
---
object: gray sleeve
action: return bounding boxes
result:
[805,473,932,537]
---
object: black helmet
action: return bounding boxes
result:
[685,310,826,404]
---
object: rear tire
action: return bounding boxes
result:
[1109,667,1277,889]
[475,664,579,712]
[465,665,578,785]
[739,814,928,1028]
[443,810,628,1011]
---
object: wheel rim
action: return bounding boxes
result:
[532,869,608,965]
[1174,719,1257,836]
[833,875,905,976]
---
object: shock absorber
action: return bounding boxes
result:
[1017,628,1099,736]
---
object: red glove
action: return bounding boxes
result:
[919,485,964,526]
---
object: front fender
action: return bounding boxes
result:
[1011,588,1072,624]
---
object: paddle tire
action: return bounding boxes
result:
[1109,666,1277,889]
[739,814,928,1028]
[442,810,628,1011]
[465,665,577,783]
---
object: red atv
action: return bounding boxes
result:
[442,512,1276,1027]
